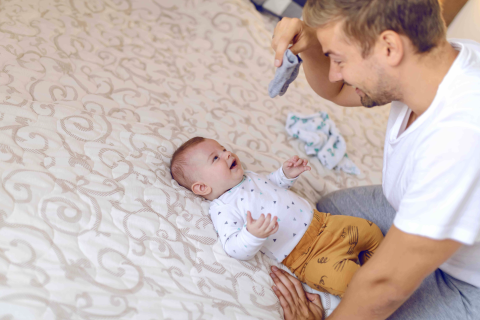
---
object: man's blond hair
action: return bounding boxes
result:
[303,0,447,58]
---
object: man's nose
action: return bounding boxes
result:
[328,63,343,83]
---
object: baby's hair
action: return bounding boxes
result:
[170,136,206,191]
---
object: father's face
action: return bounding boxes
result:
[316,21,398,108]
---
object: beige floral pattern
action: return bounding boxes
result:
[0,0,390,319]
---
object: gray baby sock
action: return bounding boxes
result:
[268,49,303,98]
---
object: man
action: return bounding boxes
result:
[268,0,480,319]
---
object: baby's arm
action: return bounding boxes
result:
[267,166,298,190]
[210,204,266,260]
[268,156,311,189]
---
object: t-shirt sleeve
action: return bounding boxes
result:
[209,202,266,260]
[394,125,480,244]
[267,167,297,189]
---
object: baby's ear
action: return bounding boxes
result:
[191,181,212,196]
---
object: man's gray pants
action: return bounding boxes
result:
[316,185,480,320]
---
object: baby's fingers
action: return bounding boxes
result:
[247,211,254,225]
[268,222,280,236]
[294,157,303,167]
[256,213,266,226]
[260,213,272,230]
[266,216,278,233]
[290,155,299,164]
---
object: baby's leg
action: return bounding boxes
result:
[354,219,383,265]
[326,215,384,265]
[299,213,384,297]
[303,250,360,297]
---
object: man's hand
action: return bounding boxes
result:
[270,266,324,320]
[246,211,279,238]
[283,155,311,179]
[271,17,320,67]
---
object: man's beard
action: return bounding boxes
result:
[360,90,397,108]
[357,67,400,108]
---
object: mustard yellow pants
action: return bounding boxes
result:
[283,210,384,297]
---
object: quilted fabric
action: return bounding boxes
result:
[0,0,389,319]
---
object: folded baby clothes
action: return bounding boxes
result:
[285,112,361,175]
[268,49,302,98]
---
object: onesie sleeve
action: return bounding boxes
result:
[394,125,480,245]
[210,202,267,260]
[267,166,298,190]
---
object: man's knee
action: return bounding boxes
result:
[316,189,346,215]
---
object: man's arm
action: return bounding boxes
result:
[300,45,361,107]
[328,226,461,319]
[271,225,462,320]
[271,18,361,107]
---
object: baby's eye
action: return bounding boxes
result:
[223,149,226,152]
[213,156,218,161]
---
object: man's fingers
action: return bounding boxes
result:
[271,267,302,307]
[276,267,309,306]
[270,270,296,308]
[306,293,325,319]
[274,40,290,67]
[272,286,294,319]
[306,292,323,308]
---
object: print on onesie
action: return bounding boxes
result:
[210,168,384,297]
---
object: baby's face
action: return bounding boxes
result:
[189,139,244,198]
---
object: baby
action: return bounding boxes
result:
[170,136,383,297]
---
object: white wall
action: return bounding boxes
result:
[447,0,480,42]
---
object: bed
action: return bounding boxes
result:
[0,0,389,318]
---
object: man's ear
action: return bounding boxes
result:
[191,181,212,196]
[378,30,404,67]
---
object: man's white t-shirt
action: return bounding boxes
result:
[382,39,480,288]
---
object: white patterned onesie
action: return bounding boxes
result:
[209,168,313,262]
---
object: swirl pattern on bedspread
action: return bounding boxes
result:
[0,0,389,319]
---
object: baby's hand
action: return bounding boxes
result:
[282,155,311,179]
[246,211,279,239]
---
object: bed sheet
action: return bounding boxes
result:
[0,0,389,319]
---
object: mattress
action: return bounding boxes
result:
[0,0,389,319]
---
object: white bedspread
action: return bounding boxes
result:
[0,0,389,319]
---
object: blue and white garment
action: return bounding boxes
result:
[268,49,303,98]
[250,0,305,19]
[285,111,361,175]
[209,168,313,262]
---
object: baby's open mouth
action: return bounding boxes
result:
[230,160,237,169]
